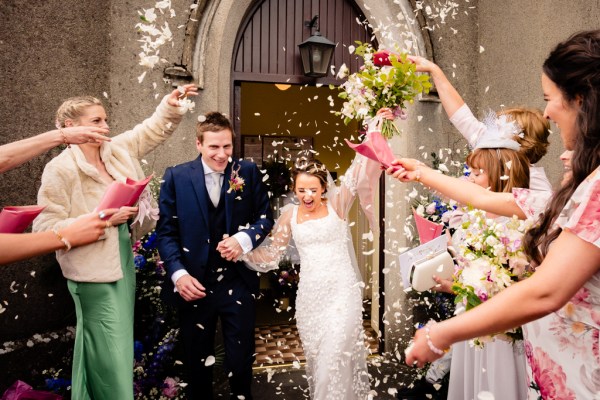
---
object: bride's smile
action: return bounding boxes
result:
[294,173,328,218]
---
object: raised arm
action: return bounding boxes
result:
[408,56,465,120]
[0,126,109,173]
[112,84,198,159]
[408,56,485,147]
[329,154,382,220]
[387,158,527,219]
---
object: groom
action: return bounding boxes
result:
[156,112,273,399]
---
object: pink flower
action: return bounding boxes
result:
[570,287,591,306]
[227,163,245,193]
[425,202,437,215]
[564,179,600,242]
[525,343,576,400]
[162,377,179,398]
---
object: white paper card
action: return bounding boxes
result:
[399,234,450,290]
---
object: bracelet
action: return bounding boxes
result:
[59,128,71,148]
[52,229,72,252]
[424,321,449,355]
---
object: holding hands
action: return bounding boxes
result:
[216,235,244,261]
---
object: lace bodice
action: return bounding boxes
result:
[290,204,358,285]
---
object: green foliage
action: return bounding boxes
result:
[334,42,432,138]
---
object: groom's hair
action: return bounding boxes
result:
[196,111,235,143]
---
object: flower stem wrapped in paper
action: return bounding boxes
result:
[451,208,533,347]
[333,42,432,138]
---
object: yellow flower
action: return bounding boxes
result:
[564,302,575,317]
[571,321,586,334]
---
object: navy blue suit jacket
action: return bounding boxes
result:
[156,156,274,300]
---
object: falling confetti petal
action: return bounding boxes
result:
[205,355,215,366]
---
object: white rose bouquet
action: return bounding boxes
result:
[332,42,432,138]
[451,208,533,346]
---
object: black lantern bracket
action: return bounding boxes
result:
[298,14,336,78]
[305,15,320,32]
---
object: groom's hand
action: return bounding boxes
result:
[216,236,243,261]
[175,275,206,301]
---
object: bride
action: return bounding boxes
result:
[243,156,379,399]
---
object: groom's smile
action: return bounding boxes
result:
[196,128,234,172]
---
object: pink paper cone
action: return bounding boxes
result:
[345,130,399,170]
[413,209,443,244]
[0,206,46,234]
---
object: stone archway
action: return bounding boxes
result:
[187,0,433,352]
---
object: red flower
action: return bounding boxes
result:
[373,50,392,66]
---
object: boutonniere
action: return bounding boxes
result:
[227,163,245,193]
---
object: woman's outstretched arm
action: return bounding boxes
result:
[0,126,109,173]
[406,229,600,367]
[0,209,117,265]
[387,158,527,219]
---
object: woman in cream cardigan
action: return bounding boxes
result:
[33,84,197,400]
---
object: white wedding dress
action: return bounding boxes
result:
[291,203,370,399]
[243,156,374,399]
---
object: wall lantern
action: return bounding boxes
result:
[298,15,335,78]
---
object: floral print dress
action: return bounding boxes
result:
[514,167,600,399]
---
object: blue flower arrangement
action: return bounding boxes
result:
[132,231,185,399]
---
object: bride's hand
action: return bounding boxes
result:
[376,108,395,120]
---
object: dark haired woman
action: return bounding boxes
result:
[399,29,600,399]
[243,156,381,399]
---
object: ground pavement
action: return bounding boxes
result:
[213,354,447,399]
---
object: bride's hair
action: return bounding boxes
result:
[291,159,329,194]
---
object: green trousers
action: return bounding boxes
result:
[67,224,135,400]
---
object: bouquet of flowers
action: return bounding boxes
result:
[333,42,432,138]
[451,208,533,346]
[413,195,457,224]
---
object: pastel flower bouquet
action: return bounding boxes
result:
[413,195,457,224]
[451,208,533,346]
[333,42,432,138]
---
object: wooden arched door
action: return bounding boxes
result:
[230,1,380,353]
[231,0,377,150]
